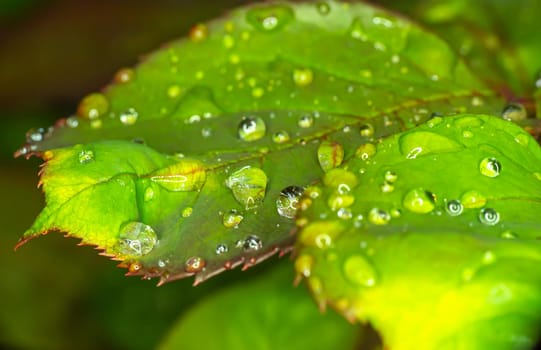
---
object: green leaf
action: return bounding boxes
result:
[157,262,370,350]
[19,1,510,282]
[294,115,541,349]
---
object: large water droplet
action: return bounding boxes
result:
[243,235,263,251]
[276,186,304,219]
[184,256,206,273]
[120,108,139,126]
[238,116,266,142]
[460,190,487,208]
[317,140,344,172]
[223,209,244,228]
[293,68,314,86]
[479,157,501,178]
[403,188,436,214]
[246,5,294,32]
[343,255,377,287]
[150,159,206,192]
[368,208,391,225]
[399,131,461,159]
[77,93,109,120]
[445,199,463,216]
[225,166,268,210]
[117,222,157,256]
[501,103,527,121]
[478,208,500,226]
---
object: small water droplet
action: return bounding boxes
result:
[479,157,501,178]
[216,244,228,255]
[514,133,530,146]
[272,130,290,143]
[189,23,208,42]
[317,140,344,172]
[359,124,375,137]
[184,256,206,273]
[119,108,138,126]
[114,68,135,84]
[77,93,109,120]
[368,208,391,225]
[460,190,487,208]
[150,159,206,192]
[238,116,266,141]
[327,193,354,211]
[182,207,193,218]
[316,1,330,15]
[403,188,436,214]
[380,182,394,193]
[78,149,94,164]
[295,254,315,277]
[144,187,154,202]
[482,250,496,265]
[298,114,314,128]
[276,186,304,219]
[246,5,294,32]
[293,68,314,86]
[299,221,344,248]
[355,143,377,160]
[117,222,157,256]
[201,127,212,138]
[343,255,377,287]
[222,209,244,228]
[384,170,397,183]
[501,103,527,121]
[26,128,45,143]
[337,208,353,220]
[349,18,367,41]
[445,199,463,216]
[66,116,79,128]
[500,230,517,239]
[225,166,268,210]
[243,235,262,251]
[478,208,500,226]
[323,169,359,189]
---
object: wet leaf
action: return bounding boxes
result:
[295,115,541,348]
[158,262,371,350]
[19,1,510,283]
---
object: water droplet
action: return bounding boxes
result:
[403,188,436,214]
[317,141,344,172]
[383,171,397,183]
[90,119,103,129]
[66,116,79,128]
[26,128,45,143]
[298,114,314,128]
[445,199,463,216]
[479,157,501,178]
[478,208,500,226]
[216,244,228,255]
[359,124,374,137]
[501,103,527,121]
[514,133,530,146]
[189,23,208,42]
[299,221,344,248]
[272,130,290,144]
[117,222,157,256]
[327,193,354,211]
[482,250,496,265]
[119,108,138,126]
[293,68,314,86]
[167,85,181,98]
[343,255,377,287]
[368,208,391,225]
[399,131,461,159]
[222,209,244,228]
[349,18,368,41]
[201,127,212,138]
[182,207,193,218]
[316,1,330,15]
[295,254,315,277]
[150,160,206,192]
[114,68,135,84]
[390,208,401,218]
[77,93,109,120]
[78,149,94,164]
[276,186,304,219]
[225,166,268,210]
[323,169,359,189]
[238,116,266,141]
[460,190,487,208]
[144,187,154,202]
[246,5,294,32]
[337,208,353,220]
[355,143,377,160]
[184,256,206,273]
[380,182,394,193]
[243,235,262,251]
[500,230,517,239]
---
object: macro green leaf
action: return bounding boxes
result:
[295,115,541,349]
[17,1,510,283]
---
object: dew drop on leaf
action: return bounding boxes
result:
[298,114,314,128]
[317,140,344,172]
[316,1,331,15]
[336,208,353,220]
[501,230,518,239]
[243,235,263,251]
[150,159,206,192]
[402,188,436,214]
[117,222,158,257]
[77,92,109,120]
[215,244,228,255]
[189,23,208,42]
[359,124,375,137]
[222,209,244,228]
[501,103,527,121]
[272,130,290,144]
[445,199,464,216]
[355,143,377,160]
[184,256,206,273]
[327,193,355,211]
[246,5,294,32]
[144,187,154,202]
[460,190,487,208]
[182,207,193,218]
[225,166,268,210]
[368,207,391,225]
[114,68,135,84]
[66,116,79,128]
[295,254,315,277]
[384,170,397,183]
[26,128,45,143]
[479,157,502,178]
[276,186,304,219]
[293,68,314,86]
[478,208,500,226]
[119,108,139,126]
[349,18,367,41]
[343,255,378,287]
[78,149,95,164]
[323,168,359,189]
[238,116,266,142]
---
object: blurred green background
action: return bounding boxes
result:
[0,1,278,349]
